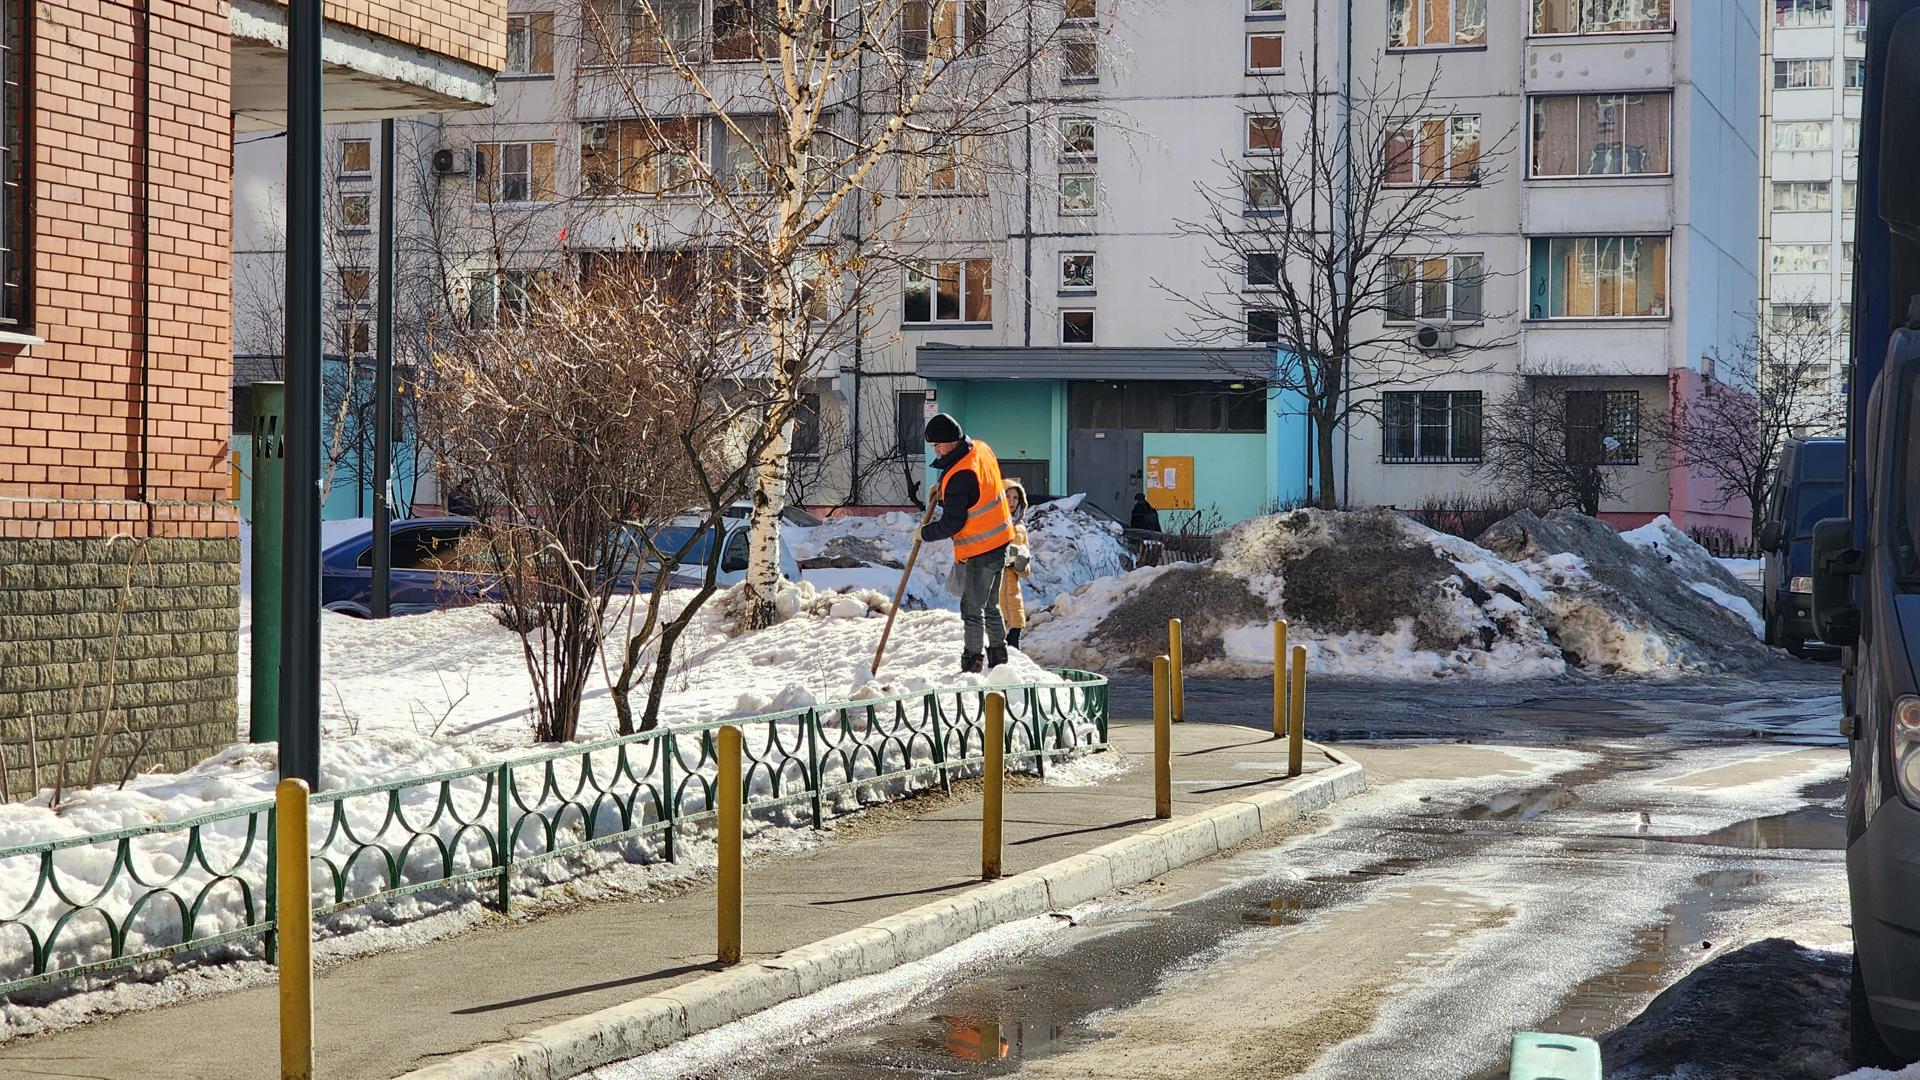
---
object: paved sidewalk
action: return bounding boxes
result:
[0,717,1344,1080]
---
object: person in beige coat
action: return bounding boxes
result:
[999,479,1032,649]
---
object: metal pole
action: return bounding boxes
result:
[1272,619,1288,739]
[275,778,314,1080]
[717,726,743,965]
[982,693,1005,880]
[250,383,286,742]
[281,0,324,786]
[372,118,396,618]
[1153,656,1171,819]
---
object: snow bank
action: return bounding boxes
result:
[789,499,1132,612]
[1025,509,1567,680]
[1481,511,1774,673]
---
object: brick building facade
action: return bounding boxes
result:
[0,0,240,798]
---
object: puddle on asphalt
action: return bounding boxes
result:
[1647,806,1845,850]
[1452,786,1581,823]
[1467,870,1769,1080]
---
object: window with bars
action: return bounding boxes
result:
[1383,391,1482,463]
[1565,389,1639,464]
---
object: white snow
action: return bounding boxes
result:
[1690,581,1767,638]
[790,500,1131,612]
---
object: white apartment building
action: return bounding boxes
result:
[1761,0,1866,392]
[231,0,1758,535]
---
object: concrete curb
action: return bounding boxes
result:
[393,747,1366,1080]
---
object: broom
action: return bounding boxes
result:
[870,498,942,676]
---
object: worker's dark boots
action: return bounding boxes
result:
[1005,628,1023,650]
[961,651,985,674]
[987,645,1009,669]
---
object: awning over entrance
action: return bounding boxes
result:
[916,345,1278,380]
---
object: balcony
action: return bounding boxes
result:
[231,0,506,130]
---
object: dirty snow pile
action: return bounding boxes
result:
[1480,511,1771,673]
[1622,516,1768,639]
[1023,507,1776,679]
[789,496,1132,612]
[1025,508,1568,680]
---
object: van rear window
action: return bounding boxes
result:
[1792,482,1844,539]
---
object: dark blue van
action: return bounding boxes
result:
[1759,436,1847,655]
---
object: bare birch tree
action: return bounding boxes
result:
[1160,60,1515,508]
[1672,305,1847,540]
[579,0,1085,626]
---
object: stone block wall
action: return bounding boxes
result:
[0,538,239,801]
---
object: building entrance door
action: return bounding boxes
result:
[1067,429,1143,520]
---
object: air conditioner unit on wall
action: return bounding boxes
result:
[431,148,471,176]
[1411,323,1457,353]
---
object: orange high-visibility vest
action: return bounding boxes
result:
[940,439,1014,561]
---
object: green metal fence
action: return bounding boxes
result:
[0,671,1108,997]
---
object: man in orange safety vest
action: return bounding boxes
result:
[920,412,1015,673]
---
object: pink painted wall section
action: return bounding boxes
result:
[1662,369,1753,542]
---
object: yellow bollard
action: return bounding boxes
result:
[718,726,743,965]
[1288,644,1307,777]
[275,778,313,1080]
[1168,617,1185,723]
[1153,655,1172,819]
[983,693,1005,880]
[1272,620,1289,738]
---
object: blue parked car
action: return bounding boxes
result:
[1757,436,1846,655]
[320,517,800,617]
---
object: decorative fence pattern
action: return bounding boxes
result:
[0,671,1107,997]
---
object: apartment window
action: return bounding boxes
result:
[1061,309,1096,344]
[1775,0,1834,24]
[1064,0,1097,22]
[340,138,371,177]
[1848,0,1869,24]
[904,259,992,324]
[903,0,989,60]
[1060,174,1096,214]
[1533,0,1672,33]
[1387,254,1484,323]
[1389,0,1486,47]
[1246,307,1280,343]
[1061,117,1096,160]
[790,393,822,457]
[1771,243,1832,273]
[475,141,556,204]
[715,115,781,191]
[1062,34,1098,81]
[1772,181,1831,212]
[1529,92,1670,177]
[1250,0,1285,11]
[1069,381,1266,432]
[338,266,371,304]
[337,307,372,356]
[504,13,556,75]
[1386,115,1482,184]
[1844,181,1859,212]
[1773,121,1831,151]
[900,130,986,193]
[1846,58,1867,90]
[1774,59,1833,89]
[713,0,785,60]
[895,391,930,455]
[581,120,700,196]
[1565,389,1639,464]
[468,268,548,329]
[338,192,371,231]
[1244,170,1284,212]
[1383,391,1482,463]
[1245,251,1281,288]
[1246,114,1284,155]
[1061,252,1096,291]
[1247,32,1285,72]
[1846,119,1862,150]
[1527,236,1669,319]
[1769,303,1830,331]
[0,0,26,330]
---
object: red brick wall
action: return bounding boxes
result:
[0,0,236,542]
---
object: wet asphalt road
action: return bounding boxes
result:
[605,662,1854,1080]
